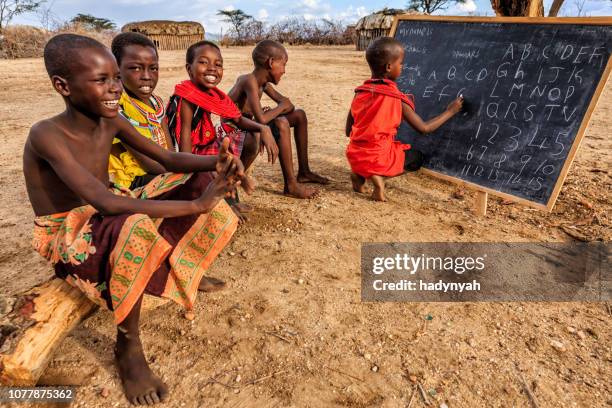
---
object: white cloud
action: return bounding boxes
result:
[258,8,269,20]
[458,0,477,13]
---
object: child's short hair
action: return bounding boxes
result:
[44,33,107,78]
[111,32,157,65]
[186,40,221,64]
[365,37,403,75]
[252,40,286,68]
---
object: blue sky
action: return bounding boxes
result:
[12,0,611,34]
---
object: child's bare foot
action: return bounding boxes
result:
[297,171,330,185]
[284,182,318,199]
[233,202,254,213]
[241,175,256,195]
[116,334,168,405]
[350,173,367,193]
[198,276,226,292]
[370,175,386,202]
[229,204,247,223]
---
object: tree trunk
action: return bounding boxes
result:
[548,0,565,16]
[490,0,544,16]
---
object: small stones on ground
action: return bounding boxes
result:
[425,314,434,321]
[235,374,242,383]
[566,326,576,334]
[409,375,418,383]
[297,278,305,285]
[99,387,110,398]
[371,365,379,372]
[550,340,566,352]
[577,330,587,340]
[364,353,372,360]
[229,251,235,256]
[184,311,195,321]
[440,403,449,408]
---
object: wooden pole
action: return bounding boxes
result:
[475,191,488,216]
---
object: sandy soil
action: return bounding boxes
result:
[0,46,610,407]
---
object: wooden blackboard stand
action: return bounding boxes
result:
[476,191,488,216]
[391,15,611,214]
[473,0,540,217]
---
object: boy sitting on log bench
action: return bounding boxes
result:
[23,34,249,405]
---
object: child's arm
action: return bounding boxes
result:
[28,128,238,217]
[124,146,167,174]
[115,115,245,177]
[178,100,195,153]
[263,84,294,116]
[232,116,278,164]
[345,111,354,137]
[403,96,464,134]
[242,76,291,124]
[161,120,175,151]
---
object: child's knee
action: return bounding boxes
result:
[294,108,307,123]
[274,116,290,131]
[243,132,259,155]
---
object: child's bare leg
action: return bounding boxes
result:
[232,131,260,214]
[198,276,226,292]
[370,175,386,202]
[284,109,329,185]
[116,295,168,405]
[275,117,317,199]
[351,172,366,193]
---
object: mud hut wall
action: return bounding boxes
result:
[147,34,203,50]
[356,28,390,51]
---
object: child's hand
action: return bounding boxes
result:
[195,139,242,212]
[279,98,295,114]
[259,126,279,164]
[447,95,464,114]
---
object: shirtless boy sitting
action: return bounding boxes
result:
[24,34,249,405]
[228,40,328,199]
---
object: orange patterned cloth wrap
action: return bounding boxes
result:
[32,172,238,324]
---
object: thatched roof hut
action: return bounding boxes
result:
[121,20,205,50]
[354,9,418,51]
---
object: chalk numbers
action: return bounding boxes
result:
[464,121,565,190]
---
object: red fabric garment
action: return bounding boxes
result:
[346,79,415,178]
[167,80,242,151]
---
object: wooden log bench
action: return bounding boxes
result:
[0,278,168,386]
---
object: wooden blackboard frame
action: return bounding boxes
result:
[389,15,612,211]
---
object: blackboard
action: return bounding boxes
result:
[391,16,612,210]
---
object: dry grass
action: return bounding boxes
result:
[0,23,116,59]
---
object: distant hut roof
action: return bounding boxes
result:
[121,20,204,36]
[355,9,418,31]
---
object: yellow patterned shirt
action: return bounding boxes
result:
[109,92,169,188]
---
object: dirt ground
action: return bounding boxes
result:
[0,46,610,407]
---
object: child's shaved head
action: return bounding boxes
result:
[252,40,287,68]
[186,40,220,64]
[111,32,157,64]
[366,37,403,77]
[44,34,107,78]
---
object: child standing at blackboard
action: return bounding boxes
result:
[346,37,464,201]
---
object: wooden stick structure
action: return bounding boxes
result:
[475,191,488,216]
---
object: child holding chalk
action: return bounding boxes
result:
[345,37,464,201]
